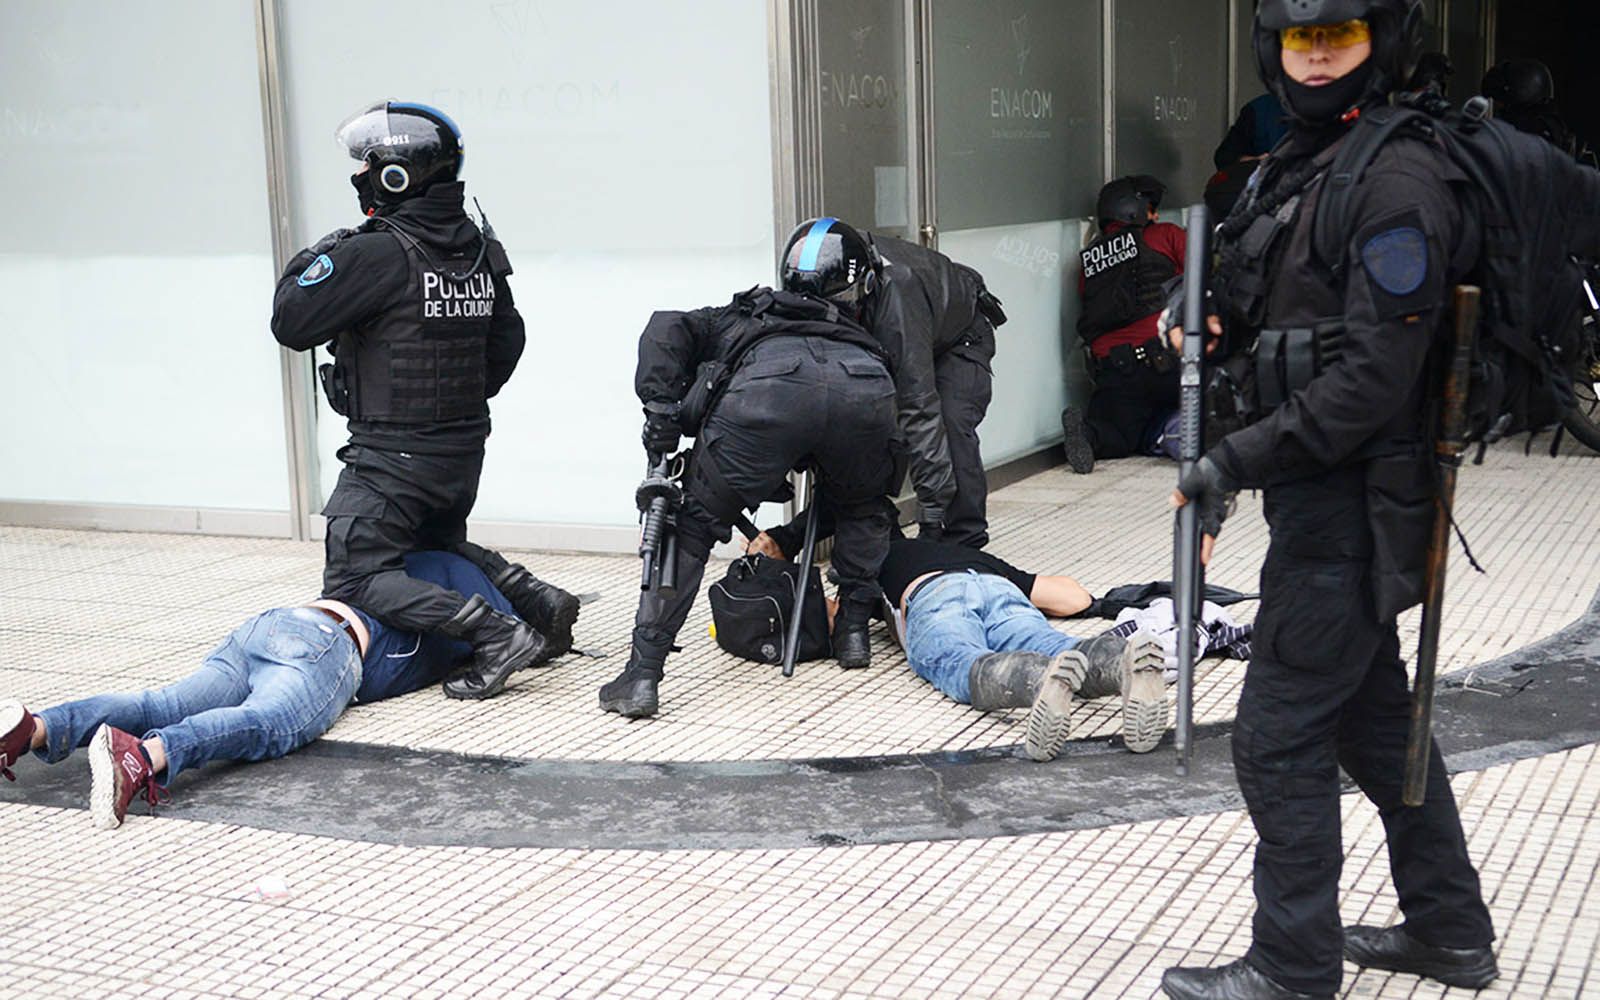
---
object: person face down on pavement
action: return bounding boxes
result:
[761,220,1005,553]
[269,101,572,701]
[599,217,899,719]
[0,552,573,830]
[874,538,1169,762]
[1162,3,1499,999]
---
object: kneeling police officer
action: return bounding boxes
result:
[601,219,899,718]
[272,101,578,701]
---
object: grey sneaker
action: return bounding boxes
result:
[1023,650,1086,762]
[1121,632,1168,753]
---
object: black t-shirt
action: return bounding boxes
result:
[877,538,1036,605]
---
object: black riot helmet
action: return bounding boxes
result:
[1096,175,1166,228]
[1254,0,1424,123]
[1483,59,1556,108]
[779,217,881,307]
[335,101,464,208]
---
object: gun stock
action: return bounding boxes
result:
[1173,203,1211,777]
[1403,285,1480,806]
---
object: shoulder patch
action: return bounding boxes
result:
[1359,227,1427,296]
[297,253,335,287]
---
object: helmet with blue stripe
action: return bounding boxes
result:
[779,217,880,307]
[335,100,464,208]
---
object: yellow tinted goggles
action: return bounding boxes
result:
[1279,19,1371,52]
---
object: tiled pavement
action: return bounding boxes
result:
[2,437,1598,998]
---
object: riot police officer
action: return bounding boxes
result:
[599,218,899,718]
[1483,58,1578,157]
[1061,176,1187,473]
[272,101,578,702]
[762,225,1005,553]
[1160,4,1498,998]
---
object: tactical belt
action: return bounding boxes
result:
[1094,335,1176,375]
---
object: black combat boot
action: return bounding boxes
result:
[967,651,1054,711]
[599,656,663,719]
[1343,925,1498,990]
[832,596,875,669]
[1070,630,1128,699]
[1161,958,1330,1000]
[1060,406,1095,475]
[440,594,550,700]
[492,564,581,658]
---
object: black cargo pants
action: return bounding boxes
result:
[628,336,898,675]
[320,445,487,632]
[1237,471,1494,996]
[1084,353,1178,460]
[933,319,995,549]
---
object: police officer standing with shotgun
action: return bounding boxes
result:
[273,101,579,702]
[1160,3,1498,998]
[601,218,898,718]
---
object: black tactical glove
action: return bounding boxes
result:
[917,521,945,543]
[1175,455,1238,538]
[641,402,681,456]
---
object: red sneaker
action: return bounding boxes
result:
[87,724,168,829]
[1,699,36,781]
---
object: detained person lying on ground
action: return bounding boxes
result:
[748,532,1169,760]
[0,551,566,830]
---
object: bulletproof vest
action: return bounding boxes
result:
[337,228,507,424]
[1077,225,1176,341]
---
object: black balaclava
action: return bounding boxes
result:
[350,170,378,217]
[1281,58,1377,128]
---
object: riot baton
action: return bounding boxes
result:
[1403,285,1480,806]
[781,485,822,678]
[1173,203,1211,777]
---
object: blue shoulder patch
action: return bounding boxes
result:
[297,253,335,287]
[1360,227,1427,297]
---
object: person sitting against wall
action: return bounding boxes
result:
[1060,176,1187,475]
[748,532,1169,761]
[0,551,574,829]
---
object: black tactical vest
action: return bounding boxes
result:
[337,230,507,424]
[1077,226,1177,341]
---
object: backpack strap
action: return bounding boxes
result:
[1312,107,1431,276]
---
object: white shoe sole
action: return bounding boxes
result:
[0,699,26,773]
[1024,651,1085,762]
[1121,632,1169,754]
[87,724,122,829]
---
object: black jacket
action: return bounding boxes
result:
[866,235,995,522]
[634,287,888,409]
[1210,121,1477,617]
[271,183,525,454]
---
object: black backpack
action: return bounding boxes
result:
[707,555,831,665]
[1312,98,1598,446]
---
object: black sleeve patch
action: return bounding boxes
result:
[1355,207,1441,322]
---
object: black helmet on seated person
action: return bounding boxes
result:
[336,101,464,213]
[1254,0,1424,125]
[1096,175,1166,228]
[1483,58,1556,108]
[779,217,881,307]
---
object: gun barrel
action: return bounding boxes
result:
[1173,203,1211,775]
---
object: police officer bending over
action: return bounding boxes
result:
[1060,176,1186,474]
[762,224,1005,553]
[1160,4,1497,998]
[272,101,578,702]
[601,219,898,718]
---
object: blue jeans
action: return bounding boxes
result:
[904,571,1079,704]
[36,608,362,782]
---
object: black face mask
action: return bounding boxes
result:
[351,170,378,217]
[1282,59,1377,127]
